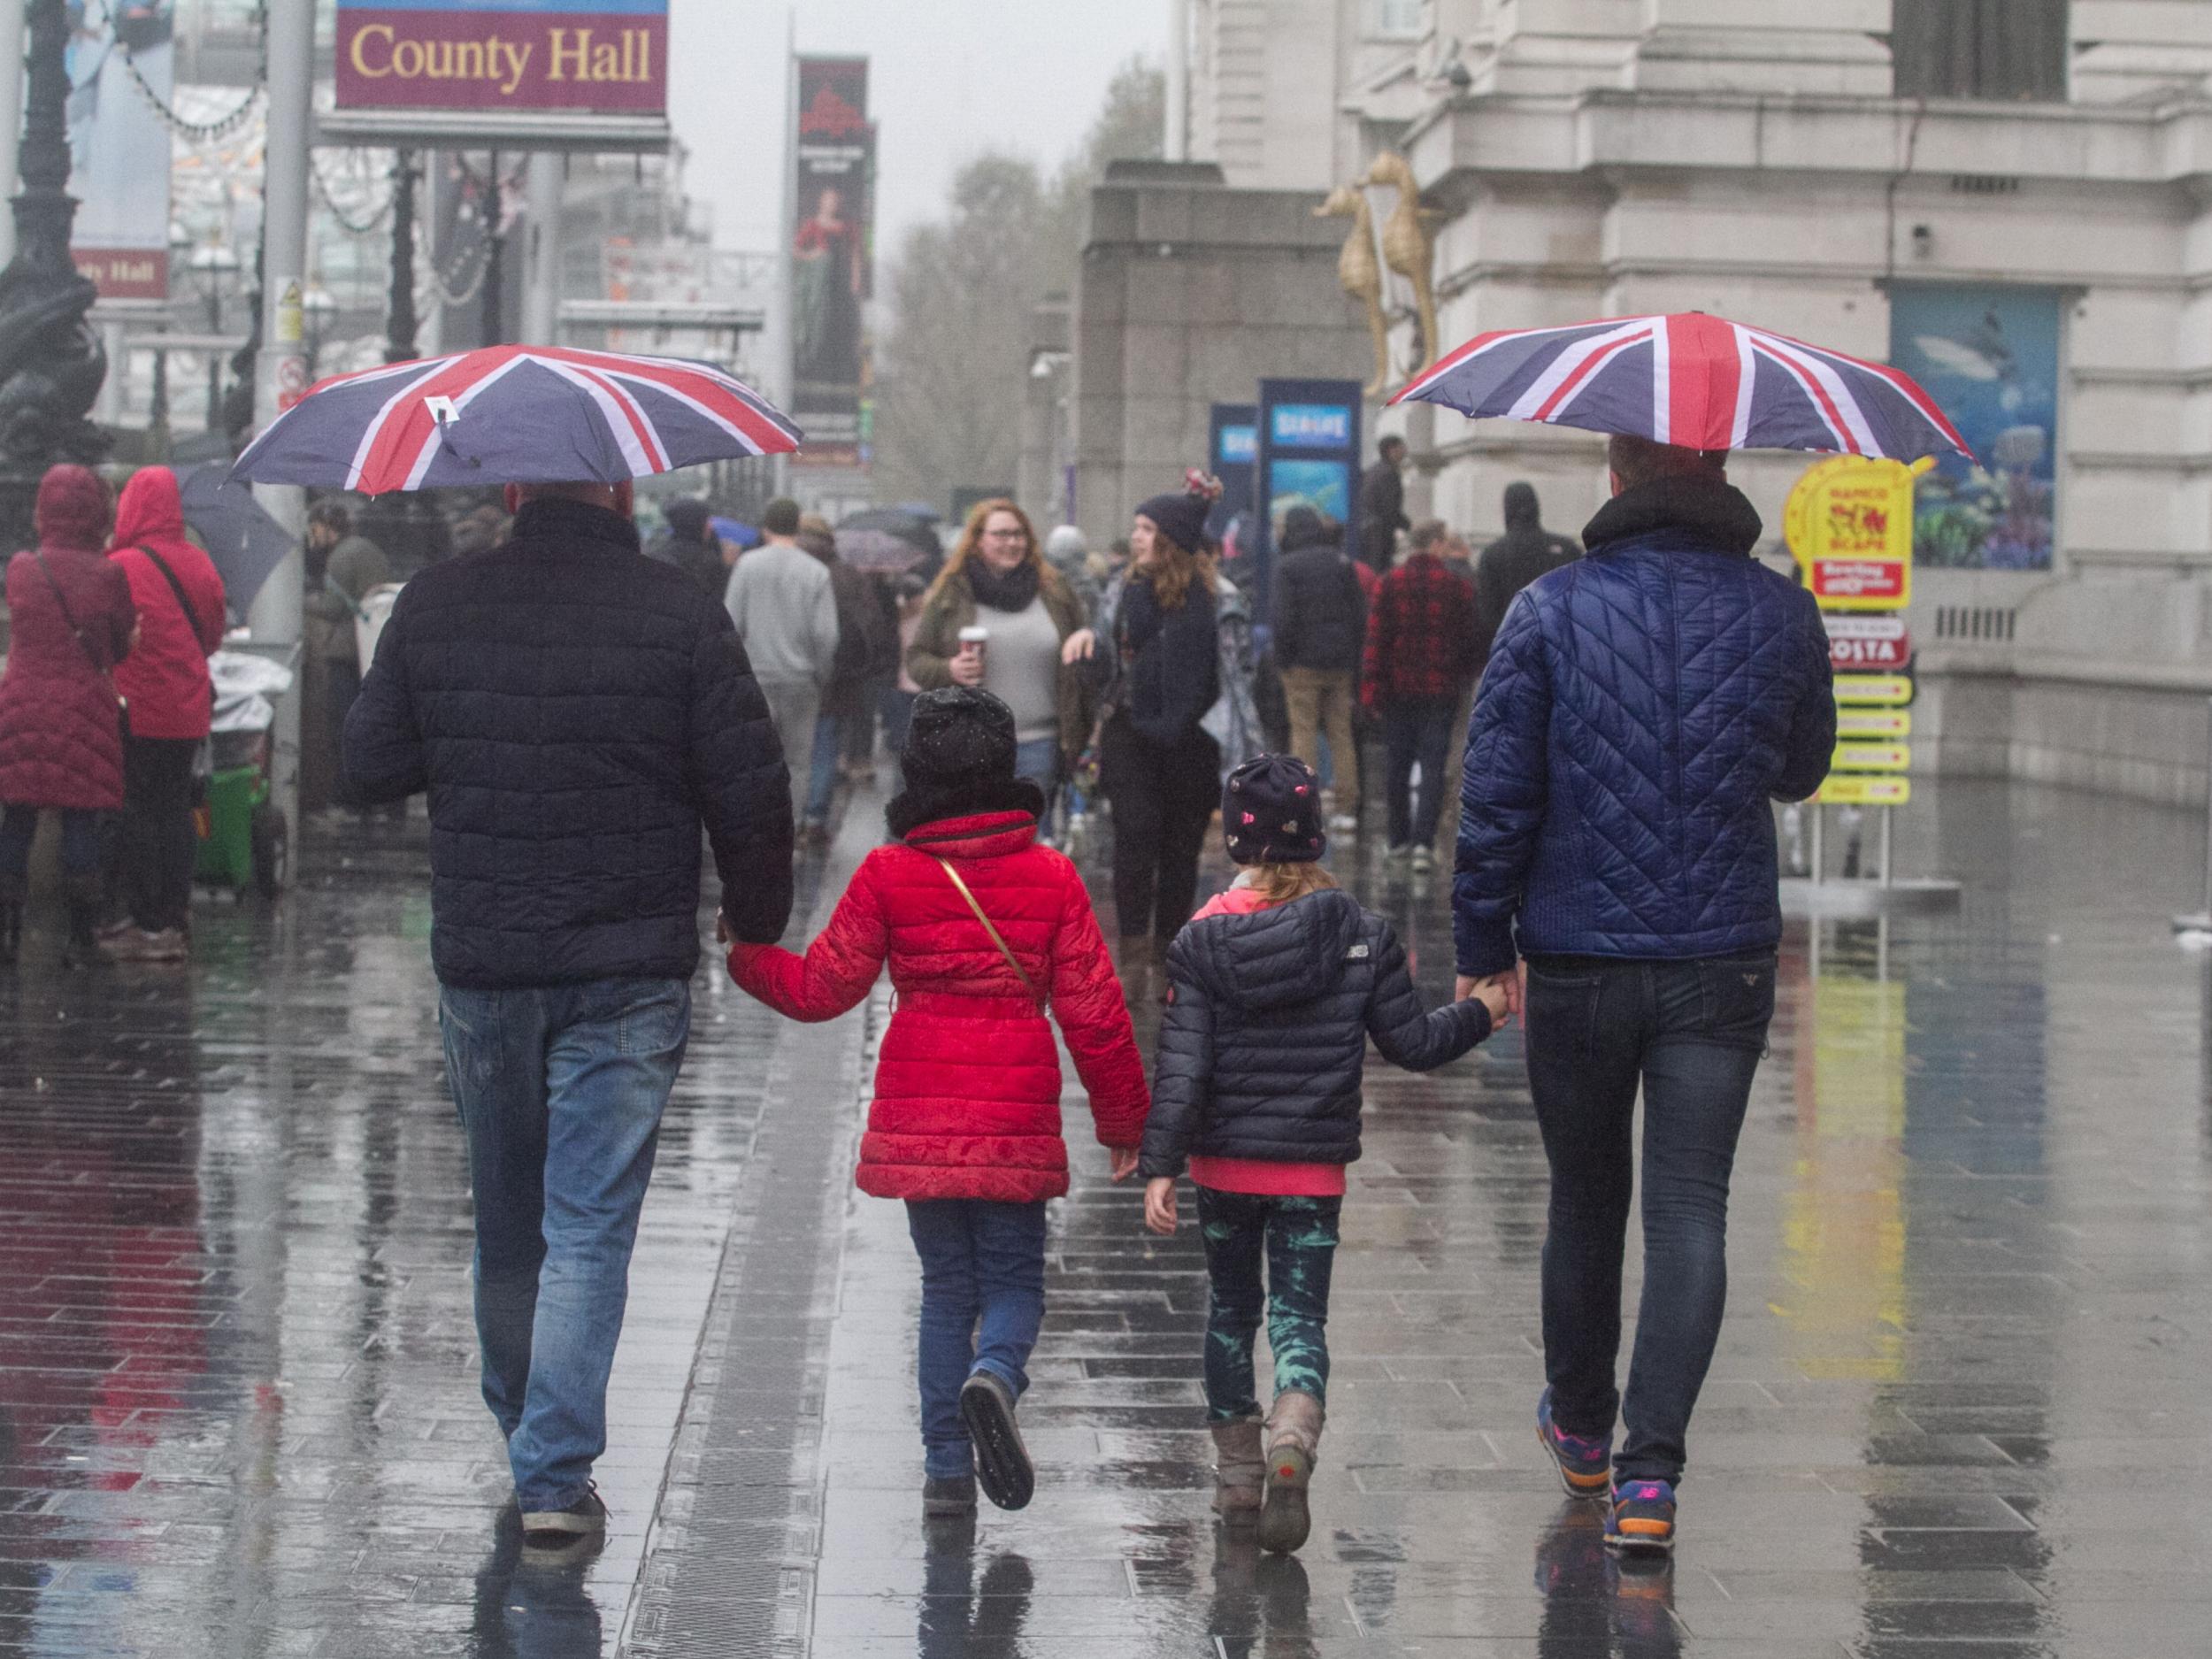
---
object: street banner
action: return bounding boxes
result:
[1209,403,1257,542]
[1890,285,2059,571]
[69,1,175,301]
[1253,378,1362,621]
[1785,455,1929,612]
[336,0,669,114]
[1818,775,1911,808]
[790,58,872,469]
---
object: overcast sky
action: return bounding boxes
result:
[667,0,1166,255]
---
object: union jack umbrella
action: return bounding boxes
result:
[230,346,802,495]
[1392,311,1972,461]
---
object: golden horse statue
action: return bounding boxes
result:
[1364,151,1446,373]
[1315,182,1390,396]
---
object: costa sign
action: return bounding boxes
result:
[1826,614,1911,672]
[336,2,669,113]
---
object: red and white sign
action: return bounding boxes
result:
[275,357,311,414]
[1809,557,1908,607]
[1825,614,1911,672]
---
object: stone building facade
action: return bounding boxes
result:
[1102,0,2212,803]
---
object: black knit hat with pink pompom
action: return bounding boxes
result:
[1135,468,1225,555]
[1222,753,1326,865]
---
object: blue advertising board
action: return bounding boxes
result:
[1888,285,2060,570]
[1250,378,1362,617]
[1210,403,1258,542]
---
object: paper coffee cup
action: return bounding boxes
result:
[957,625,990,668]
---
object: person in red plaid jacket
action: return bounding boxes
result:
[1362,519,1480,871]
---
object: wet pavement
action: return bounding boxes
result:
[4,776,2211,1655]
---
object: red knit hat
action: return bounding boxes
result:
[35,465,110,551]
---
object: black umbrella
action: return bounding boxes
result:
[837,508,941,577]
[178,464,295,622]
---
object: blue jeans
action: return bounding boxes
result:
[0,805,103,880]
[1196,1189,1341,1421]
[1523,952,1775,1486]
[1014,736,1060,828]
[1383,696,1457,849]
[904,1199,1048,1480]
[805,710,843,826]
[438,976,692,1510]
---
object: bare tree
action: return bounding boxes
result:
[873,59,1164,508]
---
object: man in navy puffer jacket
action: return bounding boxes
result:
[344,480,794,1551]
[1453,434,1832,1554]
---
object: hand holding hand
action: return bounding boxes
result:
[1061,628,1097,665]
[1109,1145,1141,1183]
[715,915,731,948]
[949,649,986,687]
[1144,1176,1177,1235]
[1456,968,1524,1026]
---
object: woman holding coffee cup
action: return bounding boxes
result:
[906,500,1095,825]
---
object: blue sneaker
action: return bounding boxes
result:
[1535,1388,1612,1500]
[1607,1479,1678,1554]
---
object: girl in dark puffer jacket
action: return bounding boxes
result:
[727,687,1148,1520]
[1139,753,1506,1552]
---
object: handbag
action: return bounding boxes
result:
[933,857,1046,1016]
[31,549,128,741]
[134,545,217,805]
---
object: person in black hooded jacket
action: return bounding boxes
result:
[1270,504,1367,834]
[1138,754,1504,1554]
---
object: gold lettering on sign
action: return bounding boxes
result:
[349,22,394,76]
[548,27,590,81]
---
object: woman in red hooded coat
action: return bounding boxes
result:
[0,465,134,964]
[727,686,1148,1520]
[106,466,227,959]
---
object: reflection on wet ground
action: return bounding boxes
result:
[2,777,2209,1655]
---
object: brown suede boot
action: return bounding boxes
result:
[1210,1417,1264,1522]
[1259,1391,1324,1554]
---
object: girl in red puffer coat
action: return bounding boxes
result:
[728,687,1148,1520]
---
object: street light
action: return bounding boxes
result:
[301,286,338,379]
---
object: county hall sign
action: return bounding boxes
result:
[335,0,670,113]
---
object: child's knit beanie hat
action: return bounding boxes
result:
[1222,753,1326,865]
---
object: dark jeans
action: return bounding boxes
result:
[1523,951,1777,1486]
[905,1199,1048,1480]
[1101,714,1218,941]
[0,805,102,881]
[119,737,198,933]
[438,976,691,1510]
[1383,696,1457,849]
[804,709,843,824]
[327,658,365,809]
[1195,1188,1342,1421]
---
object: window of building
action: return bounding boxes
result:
[1370,0,1426,42]
[1893,0,2069,102]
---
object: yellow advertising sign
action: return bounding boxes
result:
[1832,742,1911,773]
[1819,775,1911,807]
[1785,456,1932,612]
[1837,708,1911,738]
[1835,675,1913,706]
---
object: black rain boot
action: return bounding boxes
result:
[60,875,108,970]
[0,872,22,966]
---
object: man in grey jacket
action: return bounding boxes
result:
[725,496,840,827]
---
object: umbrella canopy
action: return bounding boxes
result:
[835,525,930,573]
[230,345,802,495]
[709,515,760,551]
[1393,312,1972,462]
[177,463,293,620]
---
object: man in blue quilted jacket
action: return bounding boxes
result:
[344,478,795,1552]
[1453,434,1832,1555]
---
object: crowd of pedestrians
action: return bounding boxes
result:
[0,430,1833,1571]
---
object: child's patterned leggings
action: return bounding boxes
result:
[1194,1188,1343,1421]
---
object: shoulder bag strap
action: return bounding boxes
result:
[134,545,205,642]
[30,549,99,665]
[934,857,1046,1015]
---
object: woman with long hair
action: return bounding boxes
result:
[905,498,1096,825]
[1094,473,1222,984]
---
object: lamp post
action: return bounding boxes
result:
[388,149,419,362]
[301,285,336,379]
[186,241,241,431]
[0,0,109,550]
